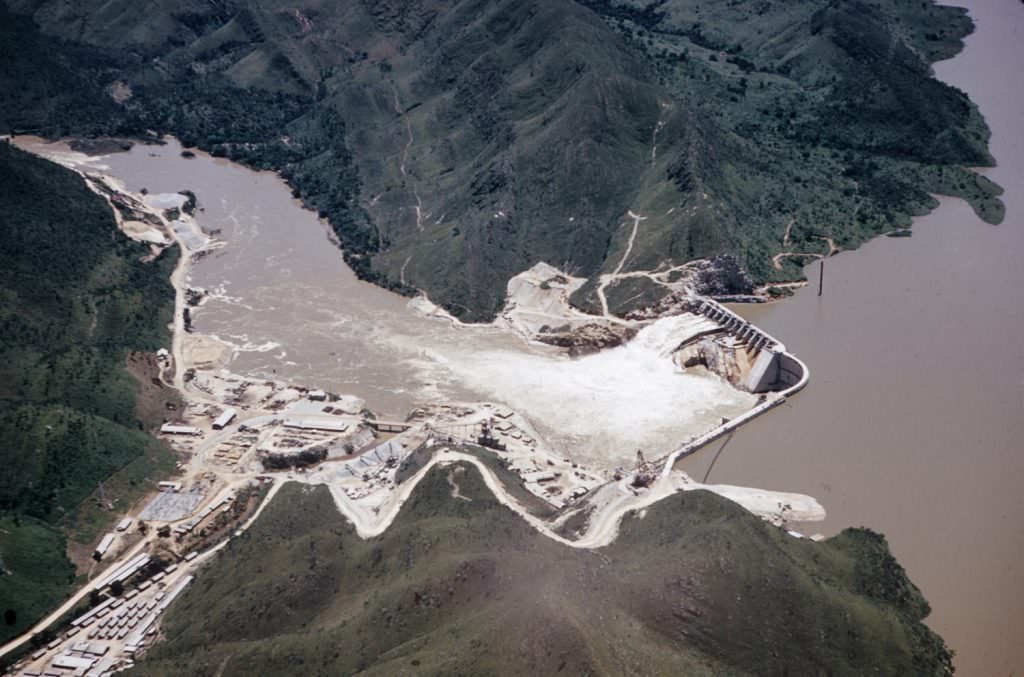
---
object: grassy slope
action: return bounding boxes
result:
[0,142,177,644]
[3,0,1004,320]
[566,0,1003,311]
[397,443,556,518]
[130,467,951,676]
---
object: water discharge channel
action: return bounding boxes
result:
[22,137,754,473]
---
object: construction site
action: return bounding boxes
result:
[1,145,814,677]
[7,468,269,677]
[4,275,815,676]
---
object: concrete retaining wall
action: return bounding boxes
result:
[657,297,810,475]
[775,352,805,389]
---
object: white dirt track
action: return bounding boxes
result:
[319,449,823,548]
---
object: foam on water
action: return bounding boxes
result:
[396,315,756,466]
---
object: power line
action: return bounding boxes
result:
[702,431,735,484]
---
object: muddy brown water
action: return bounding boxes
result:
[18,141,752,472]
[680,3,1024,672]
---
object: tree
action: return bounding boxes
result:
[110,580,124,596]
[30,628,54,648]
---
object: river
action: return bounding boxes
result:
[14,137,754,473]
[679,2,1024,673]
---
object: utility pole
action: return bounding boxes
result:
[819,222,833,298]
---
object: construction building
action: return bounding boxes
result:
[283,418,348,433]
[93,533,115,560]
[159,423,201,436]
[212,407,238,430]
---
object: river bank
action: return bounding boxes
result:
[13,135,772,472]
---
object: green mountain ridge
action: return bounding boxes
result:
[1,0,1005,320]
[129,467,953,676]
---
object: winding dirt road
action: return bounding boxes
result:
[391,83,425,232]
[318,447,820,550]
[596,210,647,317]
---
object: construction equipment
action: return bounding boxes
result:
[476,418,507,451]
[632,449,657,488]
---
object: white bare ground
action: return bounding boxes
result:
[595,210,647,317]
[684,481,826,526]
[391,84,425,231]
[492,261,597,339]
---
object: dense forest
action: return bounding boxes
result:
[0,142,177,644]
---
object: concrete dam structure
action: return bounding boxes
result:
[746,349,805,393]
[677,298,805,395]
[653,298,809,474]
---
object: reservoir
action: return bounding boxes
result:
[680,2,1024,673]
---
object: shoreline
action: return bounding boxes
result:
[3,133,856,313]
[16,132,980,316]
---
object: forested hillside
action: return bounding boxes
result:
[129,468,953,676]
[2,0,1004,319]
[0,142,177,644]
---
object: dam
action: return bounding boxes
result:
[689,298,806,394]
[656,298,808,475]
